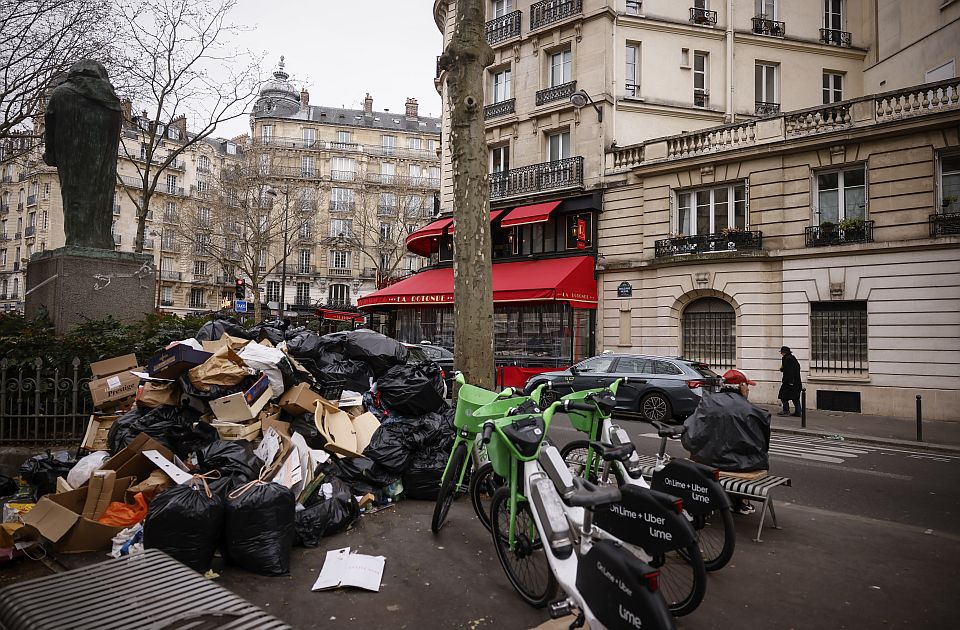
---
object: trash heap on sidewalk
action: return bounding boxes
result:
[0,317,454,576]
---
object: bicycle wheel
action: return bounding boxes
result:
[559,440,601,482]
[692,507,736,571]
[648,541,707,617]
[431,442,469,534]
[469,462,504,533]
[490,487,557,608]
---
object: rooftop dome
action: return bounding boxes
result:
[253,56,300,117]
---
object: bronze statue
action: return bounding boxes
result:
[43,60,122,250]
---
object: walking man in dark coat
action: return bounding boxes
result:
[43,60,122,250]
[778,346,802,416]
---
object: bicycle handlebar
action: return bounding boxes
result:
[481,421,495,445]
[563,400,596,413]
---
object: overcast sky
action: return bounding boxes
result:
[221,0,443,137]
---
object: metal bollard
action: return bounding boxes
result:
[916,395,922,442]
[801,388,807,428]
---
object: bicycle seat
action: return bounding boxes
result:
[565,476,621,510]
[652,421,685,439]
[589,440,635,463]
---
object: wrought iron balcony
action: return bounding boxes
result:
[0,204,8,214]
[804,221,874,247]
[329,200,355,212]
[752,16,785,37]
[485,99,516,119]
[689,7,717,25]
[24,226,35,237]
[488,156,584,199]
[930,212,960,237]
[530,0,582,31]
[536,80,577,106]
[164,186,186,196]
[298,199,317,211]
[297,232,314,243]
[163,212,179,224]
[654,230,763,258]
[142,238,155,249]
[377,205,397,216]
[160,299,175,307]
[330,170,356,182]
[161,242,178,253]
[486,10,521,45]
[820,28,851,47]
[26,194,36,207]
[755,101,781,116]
[694,90,709,107]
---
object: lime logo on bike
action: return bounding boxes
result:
[594,485,696,554]
[650,458,730,515]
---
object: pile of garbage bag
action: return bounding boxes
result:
[1,317,461,577]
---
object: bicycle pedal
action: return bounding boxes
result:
[548,598,572,619]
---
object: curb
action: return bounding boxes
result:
[770,425,960,454]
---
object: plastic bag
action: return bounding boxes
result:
[319,358,373,394]
[401,447,449,501]
[166,421,219,460]
[246,320,286,346]
[224,479,295,575]
[362,423,416,474]
[681,389,772,472]
[0,475,18,498]
[290,414,326,450]
[18,451,76,497]
[376,362,446,416]
[107,405,197,455]
[238,343,289,398]
[318,457,396,496]
[294,478,359,547]
[195,317,251,342]
[143,477,224,573]
[66,451,109,488]
[110,524,144,559]
[179,372,260,415]
[198,440,264,483]
[342,330,409,377]
[98,492,149,527]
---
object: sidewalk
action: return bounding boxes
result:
[757,403,960,452]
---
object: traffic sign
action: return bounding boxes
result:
[234,299,248,313]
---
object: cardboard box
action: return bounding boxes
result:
[187,346,249,389]
[87,354,142,410]
[136,381,182,408]
[82,470,116,520]
[211,420,262,441]
[81,414,119,452]
[21,477,134,553]
[316,403,380,459]
[279,383,324,416]
[97,433,175,484]
[208,374,271,422]
[145,344,212,379]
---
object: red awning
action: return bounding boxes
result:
[500,200,562,228]
[447,209,508,234]
[358,256,597,309]
[405,217,453,256]
[316,308,366,322]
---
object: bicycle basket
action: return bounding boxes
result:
[453,383,505,432]
[473,396,537,423]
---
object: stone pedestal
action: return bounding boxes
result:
[25,247,156,334]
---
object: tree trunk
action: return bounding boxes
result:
[441,0,495,389]
[252,281,262,322]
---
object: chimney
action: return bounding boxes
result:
[121,98,133,122]
[405,97,419,120]
[300,88,310,110]
[363,93,373,115]
[171,114,187,139]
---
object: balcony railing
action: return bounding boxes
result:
[24,226,35,237]
[0,233,8,241]
[160,299,175,307]
[752,16,785,37]
[328,267,353,277]
[804,221,875,247]
[755,101,781,116]
[489,156,584,199]
[0,204,8,214]
[26,194,37,207]
[188,302,207,310]
[161,242,178,252]
[298,199,317,211]
[331,170,356,182]
[377,205,397,216]
[820,28,851,47]
[689,7,717,25]
[295,265,316,275]
[486,10,521,45]
[142,238,155,249]
[163,187,186,196]
[654,230,764,258]
[694,90,709,107]
[297,233,314,243]
[485,99,516,119]
[536,80,577,106]
[530,0,582,31]
[193,273,211,283]
[113,203,121,215]
[14,232,21,240]
[930,212,960,237]
[330,201,356,212]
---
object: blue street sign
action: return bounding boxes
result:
[234,299,248,313]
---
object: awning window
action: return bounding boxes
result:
[405,217,453,256]
[500,200,562,228]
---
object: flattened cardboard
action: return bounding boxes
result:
[146,344,212,379]
[211,420,262,441]
[90,354,139,379]
[21,477,134,553]
[81,415,118,452]
[96,433,175,484]
[208,374,271,422]
[279,383,323,416]
[82,470,116,520]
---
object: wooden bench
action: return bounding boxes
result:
[632,454,792,542]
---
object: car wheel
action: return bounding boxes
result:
[640,392,673,423]
[538,387,560,406]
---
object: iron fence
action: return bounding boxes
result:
[682,311,736,369]
[0,358,93,444]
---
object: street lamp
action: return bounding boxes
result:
[570,89,603,122]
[266,186,290,317]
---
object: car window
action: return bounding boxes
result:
[653,360,683,375]
[420,345,441,359]
[614,357,650,374]
[406,347,428,362]
[690,363,720,378]
[576,356,616,373]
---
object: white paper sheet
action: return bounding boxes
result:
[312,546,385,592]
[254,427,282,467]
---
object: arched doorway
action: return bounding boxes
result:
[681,297,736,369]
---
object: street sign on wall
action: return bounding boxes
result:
[617,282,633,297]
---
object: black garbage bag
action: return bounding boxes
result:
[17,452,75,498]
[290,414,326,450]
[376,361,446,416]
[143,477,224,573]
[195,316,251,342]
[224,481,296,576]
[0,475,18,498]
[294,477,359,547]
[407,407,456,452]
[319,358,373,394]
[167,421,219,460]
[319,457,396,496]
[246,319,286,345]
[401,447,449,501]
[363,422,417,474]
[198,440,264,483]
[284,330,323,357]
[681,389,771,472]
[342,330,408,377]
[107,405,196,455]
